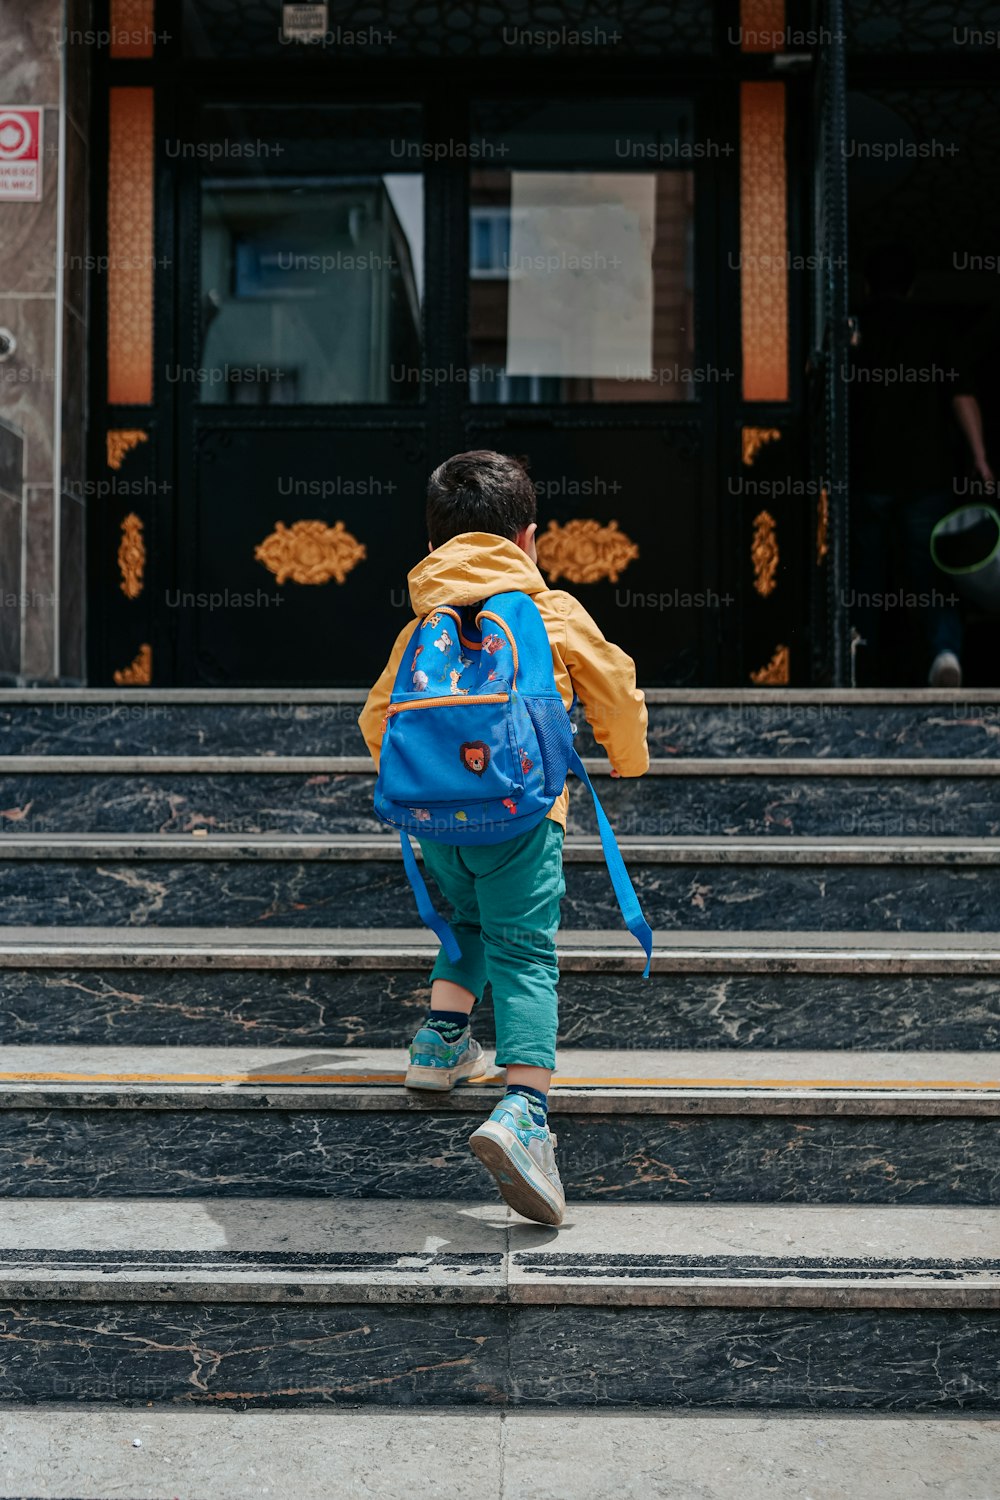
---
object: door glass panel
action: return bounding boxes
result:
[468,101,695,403]
[199,175,423,404]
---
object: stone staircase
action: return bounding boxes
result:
[0,688,998,1410]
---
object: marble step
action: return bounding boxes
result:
[3,688,1000,759]
[0,834,997,932]
[0,1199,997,1409]
[3,1413,1000,1500]
[2,755,999,837]
[1,1046,997,1204]
[2,927,999,1051]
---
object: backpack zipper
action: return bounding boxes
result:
[476,611,519,687]
[382,692,510,733]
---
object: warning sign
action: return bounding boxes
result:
[0,107,43,201]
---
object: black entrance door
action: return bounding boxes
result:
[164,85,730,687]
[86,13,749,692]
[460,97,726,688]
[172,97,435,687]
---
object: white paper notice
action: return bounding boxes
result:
[505,172,656,380]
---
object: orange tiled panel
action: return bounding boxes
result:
[739,82,789,403]
[107,87,154,406]
[740,0,786,52]
[110,0,156,58]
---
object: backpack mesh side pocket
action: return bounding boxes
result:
[524,696,575,798]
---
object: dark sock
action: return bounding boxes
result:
[425,1008,471,1042]
[504,1084,548,1126]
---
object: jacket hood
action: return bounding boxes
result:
[407,531,548,615]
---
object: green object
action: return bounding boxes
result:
[419,818,565,1070]
[930,505,1000,610]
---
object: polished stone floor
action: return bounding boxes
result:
[0,1407,998,1499]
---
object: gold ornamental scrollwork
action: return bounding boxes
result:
[254,519,367,586]
[535,518,639,585]
[817,485,830,564]
[117,513,146,599]
[741,426,781,467]
[107,429,148,471]
[113,642,152,686]
[750,644,790,686]
[751,510,779,597]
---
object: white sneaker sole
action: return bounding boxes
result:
[468,1119,565,1226]
[404,1049,489,1091]
[929,654,962,687]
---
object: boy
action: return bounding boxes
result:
[359,450,648,1225]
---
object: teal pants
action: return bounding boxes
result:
[418,818,565,1071]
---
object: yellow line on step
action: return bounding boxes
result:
[0,1071,998,1090]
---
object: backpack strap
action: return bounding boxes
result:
[395,763,651,980]
[398,831,463,963]
[569,747,654,979]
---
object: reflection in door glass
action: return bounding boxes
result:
[469,169,694,402]
[199,176,423,403]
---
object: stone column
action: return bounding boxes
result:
[0,0,90,683]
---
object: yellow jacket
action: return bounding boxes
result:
[358,532,649,827]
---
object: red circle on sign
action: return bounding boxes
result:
[0,113,32,161]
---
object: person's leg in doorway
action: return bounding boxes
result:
[904,491,964,685]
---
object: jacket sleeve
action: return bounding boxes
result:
[562,597,649,776]
[358,620,418,768]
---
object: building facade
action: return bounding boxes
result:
[2,0,999,688]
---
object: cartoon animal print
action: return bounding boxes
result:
[412,670,429,691]
[482,633,504,655]
[519,749,534,773]
[433,629,454,653]
[423,611,442,630]
[409,807,431,821]
[459,741,490,776]
[502,797,517,814]
[449,669,470,695]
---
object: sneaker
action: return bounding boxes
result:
[404,1023,488,1091]
[929,650,962,687]
[469,1095,566,1226]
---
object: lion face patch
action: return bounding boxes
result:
[459,741,490,777]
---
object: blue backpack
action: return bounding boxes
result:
[373,591,653,977]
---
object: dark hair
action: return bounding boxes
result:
[864,242,916,300]
[426,449,536,549]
